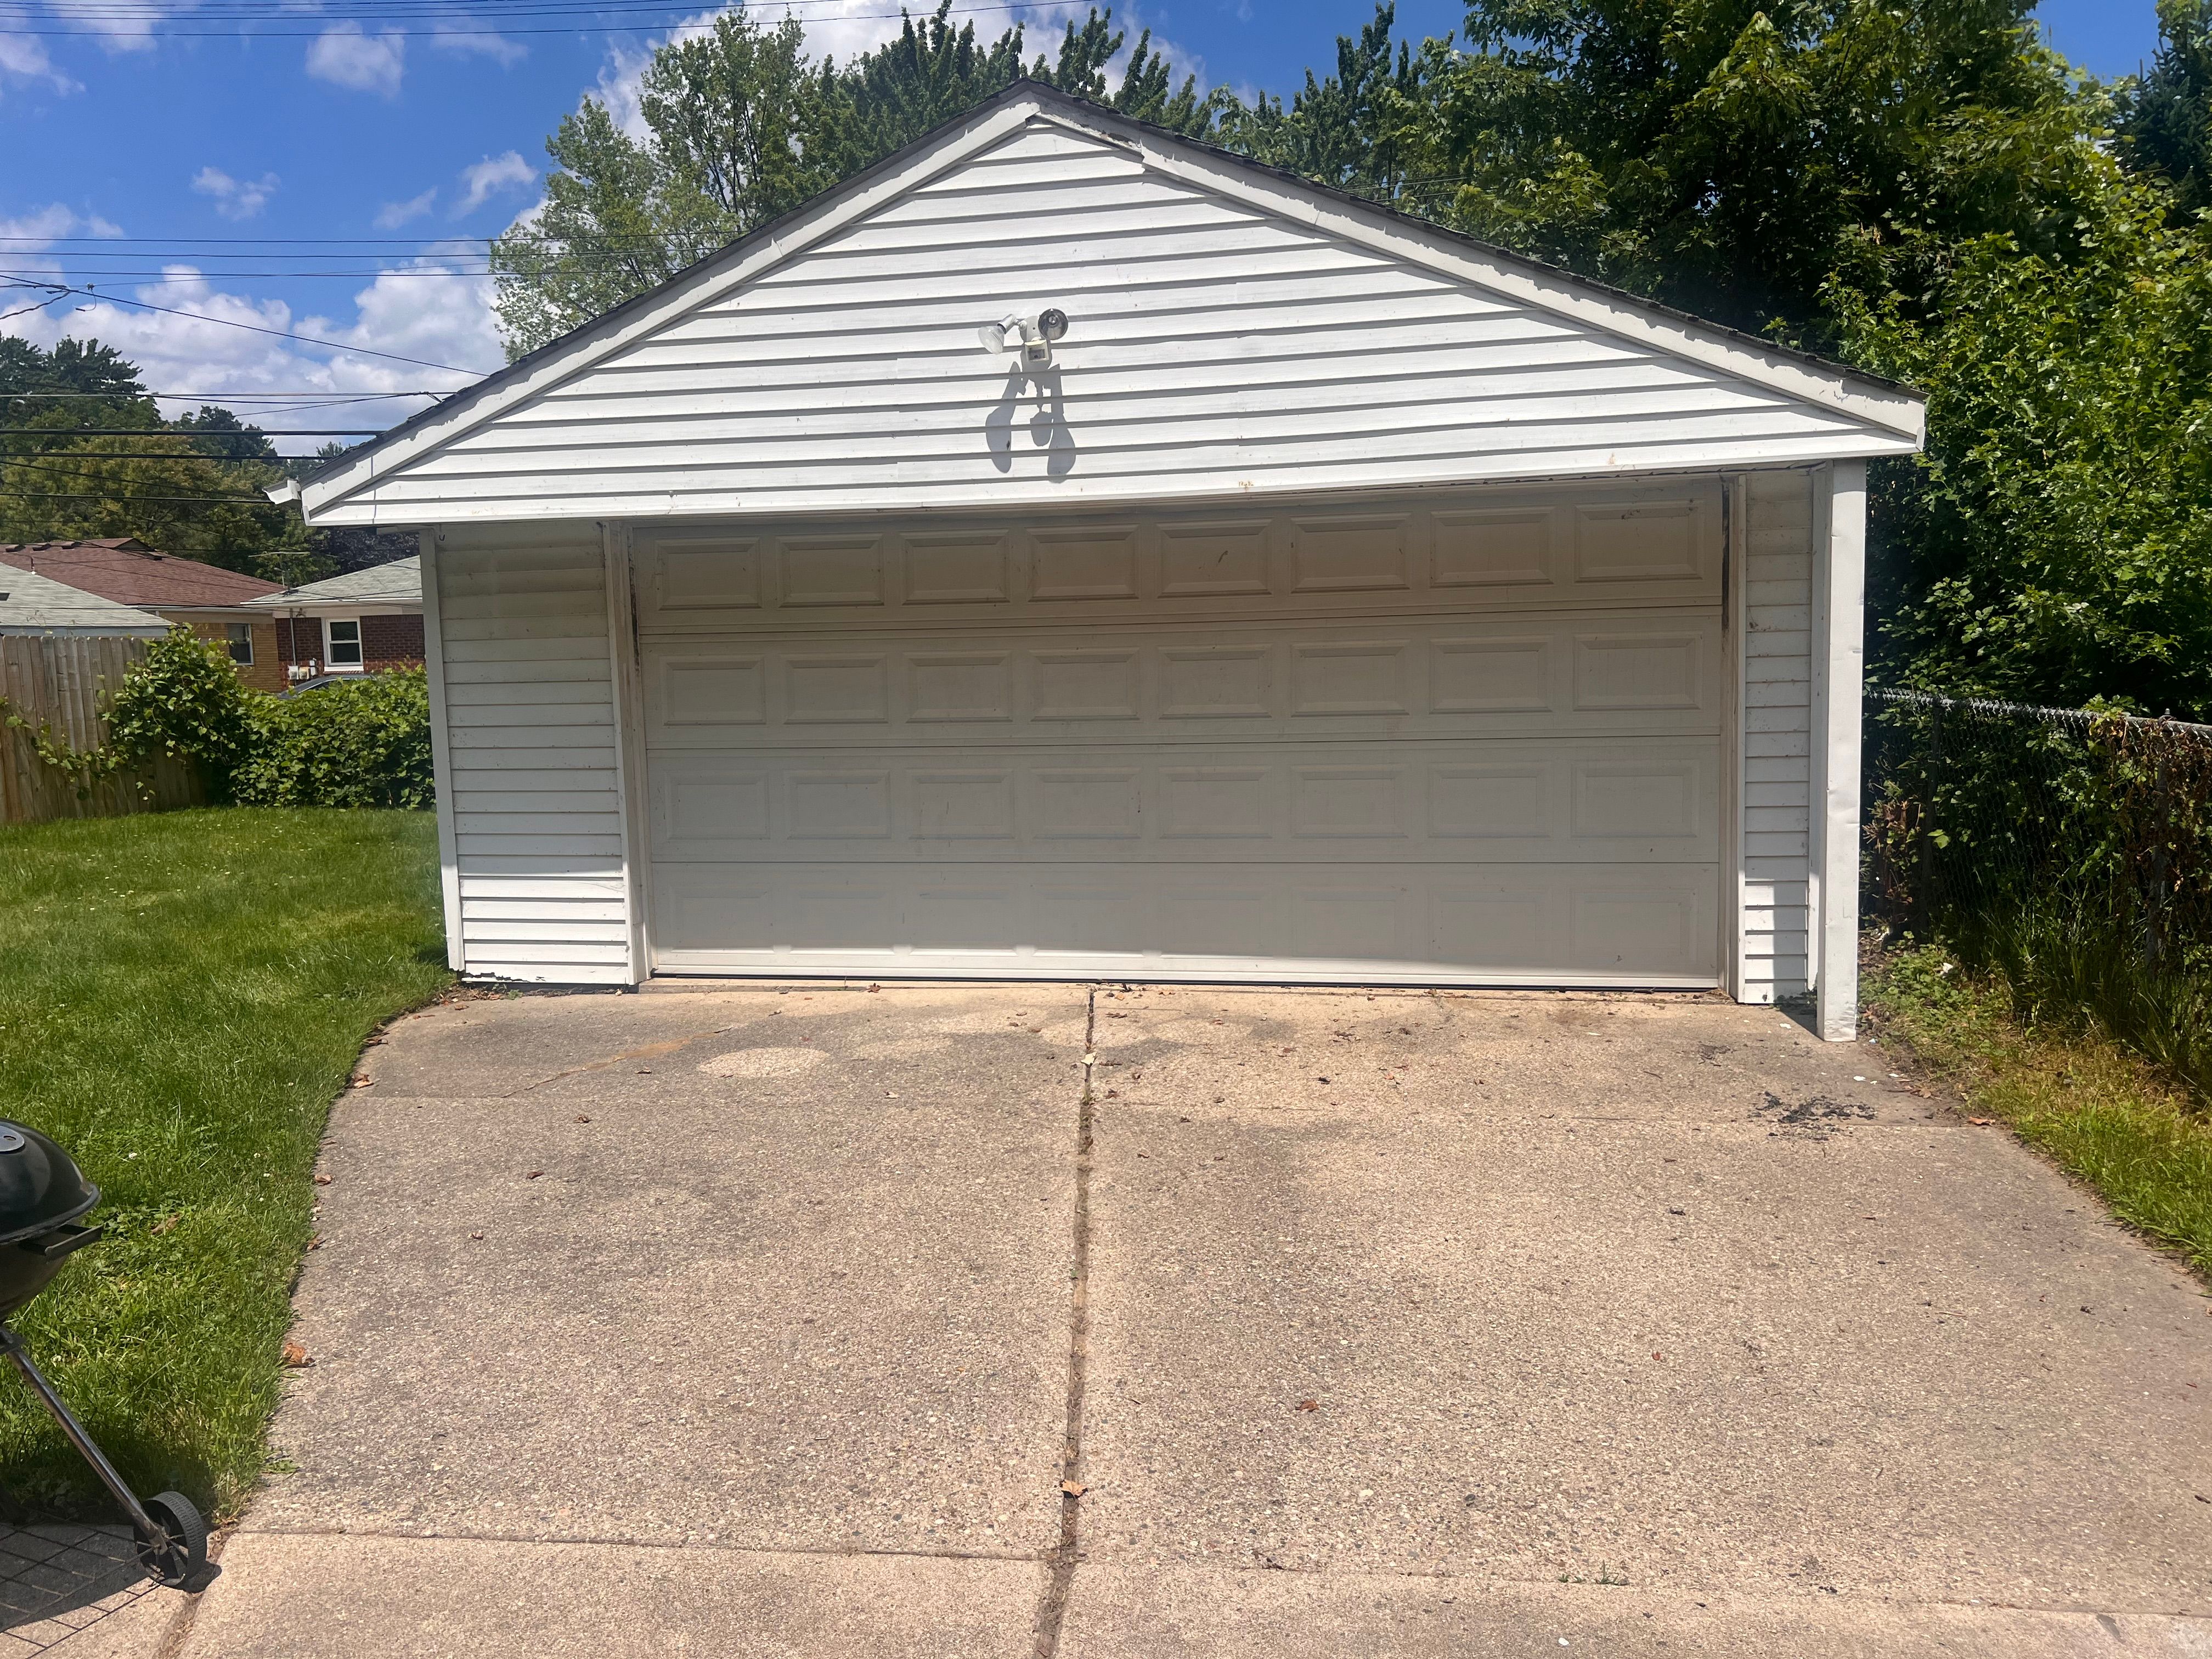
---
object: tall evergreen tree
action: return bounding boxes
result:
[2121,0,2212,213]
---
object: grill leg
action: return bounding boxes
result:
[0,1328,159,1538]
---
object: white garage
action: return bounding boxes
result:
[289,82,1923,1038]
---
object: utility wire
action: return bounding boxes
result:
[1,453,301,460]
[0,491,282,503]
[2,391,438,399]
[12,281,478,374]
[1,427,383,436]
[0,0,1046,31]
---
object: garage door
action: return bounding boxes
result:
[634,481,1725,985]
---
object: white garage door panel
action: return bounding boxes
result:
[648,861,1718,985]
[638,485,1724,987]
[641,612,1720,748]
[647,740,1716,863]
[629,479,1722,634]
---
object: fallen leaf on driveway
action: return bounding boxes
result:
[1296,1399,1319,1412]
[281,1342,312,1368]
[470,1231,485,1241]
[312,1174,331,1187]
[1966,1117,1995,1126]
[526,1170,543,1180]
[1060,1480,1086,1498]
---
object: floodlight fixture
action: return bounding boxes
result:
[979,308,1070,369]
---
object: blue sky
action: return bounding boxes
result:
[0,0,2169,447]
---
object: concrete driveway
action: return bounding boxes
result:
[175,984,2211,1657]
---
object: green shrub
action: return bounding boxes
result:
[100,630,256,795]
[1,631,433,811]
[233,670,433,810]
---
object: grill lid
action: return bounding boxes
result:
[0,1123,99,1248]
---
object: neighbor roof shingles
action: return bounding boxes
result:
[0,539,283,608]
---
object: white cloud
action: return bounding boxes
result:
[191,167,279,222]
[0,34,81,93]
[454,151,534,216]
[0,205,121,303]
[306,24,405,97]
[375,189,437,229]
[0,258,503,453]
[0,204,121,246]
[431,21,527,65]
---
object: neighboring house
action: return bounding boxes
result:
[287,84,1926,1039]
[0,539,286,689]
[241,557,424,681]
[0,566,170,637]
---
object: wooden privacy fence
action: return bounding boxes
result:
[1,635,202,827]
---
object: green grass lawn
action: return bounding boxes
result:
[0,808,447,1521]
[1865,942,2212,1281]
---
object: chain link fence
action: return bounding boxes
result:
[1863,687,2212,1099]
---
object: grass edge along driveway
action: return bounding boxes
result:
[1865,941,2212,1283]
[0,808,448,1521]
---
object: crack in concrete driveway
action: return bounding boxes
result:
[168,984,2212,1658]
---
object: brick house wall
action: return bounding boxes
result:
[160,613,285,693]
[276,617,321,671]
[361,613,425,670]
[272,613,424,676]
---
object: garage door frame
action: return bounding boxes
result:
[600,473,1753,991]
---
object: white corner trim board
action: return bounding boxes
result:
[417,526,465,970]
[1810,461,1869,1041]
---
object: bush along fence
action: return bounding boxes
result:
[1,636,202,826]
[0,630,433,820]
[1863,687,2212,1102]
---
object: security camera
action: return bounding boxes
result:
[979,308,1070,369]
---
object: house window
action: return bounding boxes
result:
[224,622,253,666]
[326,618,364,668]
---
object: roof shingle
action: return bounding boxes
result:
[0,539,283,608]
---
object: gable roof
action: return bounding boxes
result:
[0,539,281,607]
[0,566,172,636]
[298,82,1925,529]
[241,555,420,609]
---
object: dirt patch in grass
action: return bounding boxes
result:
[1864,939,2212,1281]
[0,808,448,1521]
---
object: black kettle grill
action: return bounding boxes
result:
[0,1122,207,1587]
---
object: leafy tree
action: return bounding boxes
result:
[0,340,308,567]
[2121,0,2212,213]
[490,4,1220,357]
[253,548,336,589]
[1389,0,2113,342]
[1835,187,2212,718]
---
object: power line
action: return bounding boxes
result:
[0,491,281,503]
[3,274,509,285]
[2,391,439,399]
[0,0,1047,32]
[0,459,281,503]
[13,280,479,374]
[2,427,385,435]
[1,452,296,460]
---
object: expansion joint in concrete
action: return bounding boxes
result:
[1032,986,1097,1659]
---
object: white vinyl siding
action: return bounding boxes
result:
[1738,468,1816,1000]
[318,120,1911,527]
[437,524,633,985]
